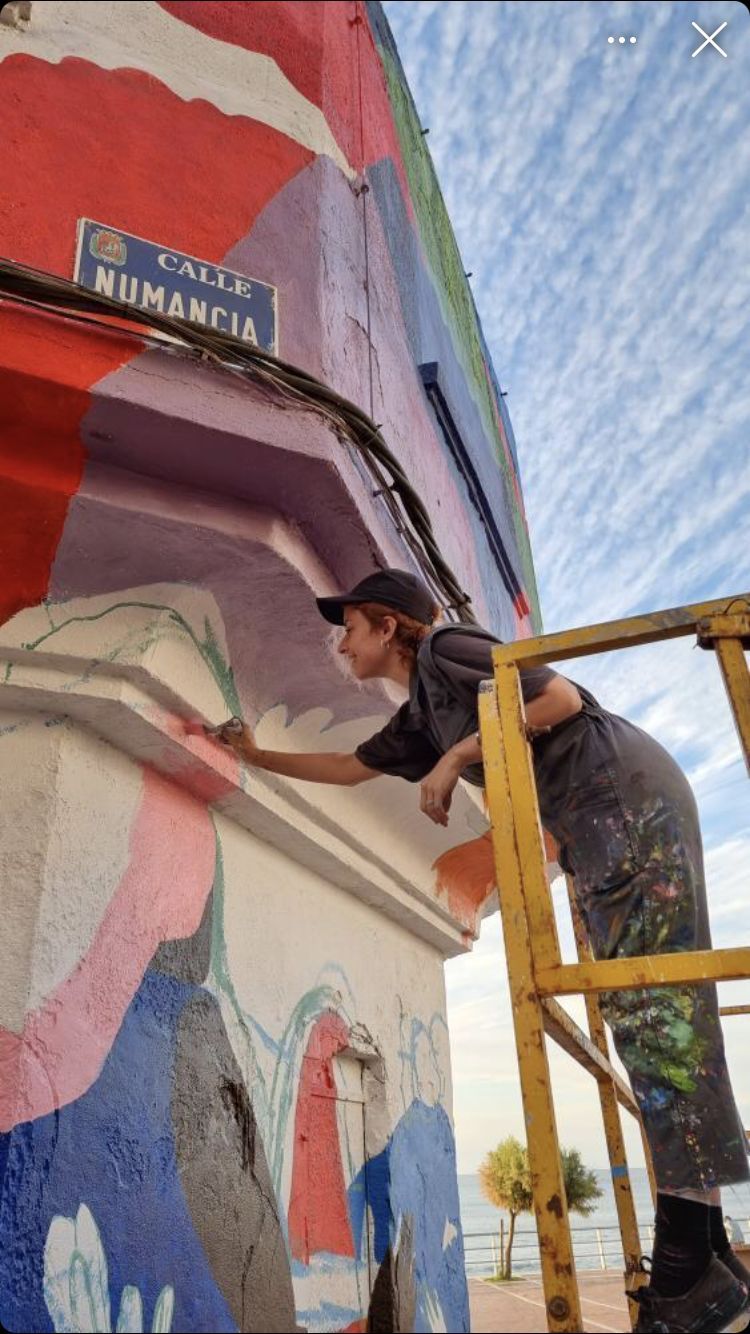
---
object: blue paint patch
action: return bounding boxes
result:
[0,971,237,1334]
[366,155,534,636]
[289,1252,364,1279]
[296,1299,361,1326]
[349,1100,469,1333]
[611,1165,629,1179]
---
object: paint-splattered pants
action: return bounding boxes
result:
[546,712,749,1193]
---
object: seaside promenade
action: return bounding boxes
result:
[470,1245,750,1332]
[469,1273,631,1333]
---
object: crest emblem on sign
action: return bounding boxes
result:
[89,229,128,266]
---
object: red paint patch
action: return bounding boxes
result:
[288,1011,356,1264]
[0,54,313,631]
[164,757,238,807]
[0,767,216,1130]
[159,1,358,164]
[158,1,413,202]
[0,55,314,278]
[512,610,535,641]
[543,828,561,865]
[513,589,531,620]
[0,308,137,628]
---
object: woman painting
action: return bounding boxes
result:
[212,568,750,1334]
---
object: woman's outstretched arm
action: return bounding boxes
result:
[210,723,379,787]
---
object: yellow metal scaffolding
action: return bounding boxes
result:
[478,595,750,1332]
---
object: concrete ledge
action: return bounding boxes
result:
[0,647,471,957]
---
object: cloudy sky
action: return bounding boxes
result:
[383,0,750,1174]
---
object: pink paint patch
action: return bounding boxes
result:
[513,608,534,639]
[167,759,238,806]
[0,767,216,1131]
[147,708,242,804]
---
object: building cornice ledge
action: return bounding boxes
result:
[0,647,472,957]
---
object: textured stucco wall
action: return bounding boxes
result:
[0,3,539,1330]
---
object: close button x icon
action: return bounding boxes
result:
[691,20,728,57]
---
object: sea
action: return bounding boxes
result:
[458,1170,750,1275]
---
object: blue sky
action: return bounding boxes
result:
[383,0,750,1174]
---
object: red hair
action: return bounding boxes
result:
[355,600,442,665]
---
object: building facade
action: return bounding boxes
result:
[0,3,541,1331]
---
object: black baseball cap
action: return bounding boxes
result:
[315,569,437,626]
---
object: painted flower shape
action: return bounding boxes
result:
[43,1202,174,1333]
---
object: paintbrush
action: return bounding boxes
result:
[183,716,244,739]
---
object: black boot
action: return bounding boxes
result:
[633,1254,749,1332]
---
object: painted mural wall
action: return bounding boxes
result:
[0,586,480,1334]
[0,2,538,1331]
[0,0,539,639]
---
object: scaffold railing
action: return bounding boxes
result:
[478,594,750,1333]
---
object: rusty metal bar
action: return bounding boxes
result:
[535,946,750,997]
[640,1123,658,1207]
[540,997,639,1115]
[479,684,582,1333]
[479,595,750,1331]
[696,612,750,643]
[565,880,646,1324]
[490,594,749,668]
[713,637,750,780]
[492,663,562,971]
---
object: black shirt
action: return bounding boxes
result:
[355,624,556,787]
[355,623,693,890]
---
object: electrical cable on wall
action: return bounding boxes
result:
[0,255,477,623]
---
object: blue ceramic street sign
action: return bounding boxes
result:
[74,219,277,352]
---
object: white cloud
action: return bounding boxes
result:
[386,0,750,1173]
[385,0,750,635]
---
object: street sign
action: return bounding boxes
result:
[74,219,277,352]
